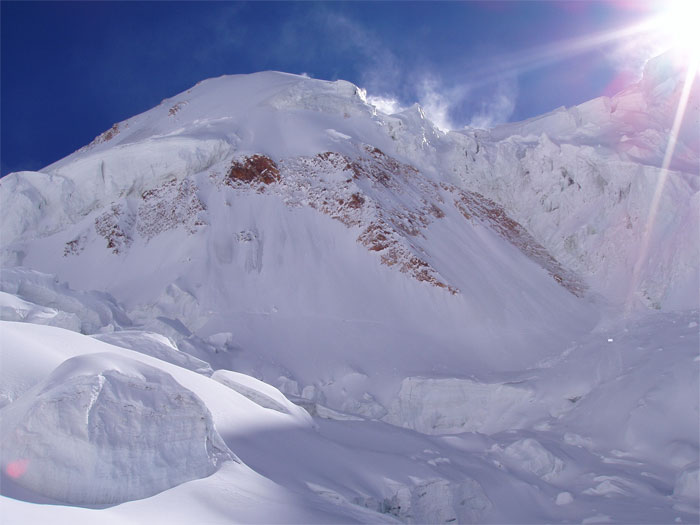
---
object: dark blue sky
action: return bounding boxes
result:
[1,1,667,175]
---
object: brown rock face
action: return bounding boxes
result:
[94,205,132,255]
[276,150,459,294]
[347,193,365,209]
[82,123,120,150]
[227,155,280,185]
[455,190,586,297]
[138,178,206,239]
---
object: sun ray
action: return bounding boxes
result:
[453,17,661,88]
[626,59,698,314]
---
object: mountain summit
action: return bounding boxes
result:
[1,56,698,523]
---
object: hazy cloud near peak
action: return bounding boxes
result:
[365,74,518,132]
[269,8,523,132]
[469,77,519,129]
[412,76,451,131]
[605,33,668,78]
[366,95,406,116]
[2,1,665,176]
[320,11,402,93]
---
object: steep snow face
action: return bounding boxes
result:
[441,129,699,312]
[428,52,699,312]
[0,60,696,423]
[0,72,602,408]
[1,61,696,316]
[384,377,542,435]
[93,331,213,375]
[212,369,313,425]
[0,267,130,334]
[0,72,380,248]
[486,51,699,173]
[0,352,234,505]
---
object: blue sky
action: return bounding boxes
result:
[1,1,669,176]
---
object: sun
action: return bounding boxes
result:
[654,0,700,64]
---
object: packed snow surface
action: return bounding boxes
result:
[0,50,698,523]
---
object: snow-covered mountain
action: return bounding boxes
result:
[1,51,698,523]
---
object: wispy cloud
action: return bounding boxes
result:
[469,78,518,129]
[310,14,517,131]
[366,95,406,115]
[258,8,521,131]
[365,77,468,131]
[314,11,402,92]
[414,76,457,131]
[605,31,669,77]
[366,74,516,132]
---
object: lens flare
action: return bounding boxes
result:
[656,0,700,63]
[626,58,698,313]
[5,459,29,479]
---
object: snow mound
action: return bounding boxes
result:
[264,77,369,117]
[556,491,574,505]
[211,370,313,426]
[93,331,213,375]
[501,438,564,481]
[384,377,542,435]
[674,463,699,501]
[0,267,130,334]
[369,478,491,524]
[0,352,234,505]
[0,290,82,332]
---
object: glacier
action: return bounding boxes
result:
[0,50,698,523]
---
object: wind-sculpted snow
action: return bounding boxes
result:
[218,146,579,295]
[0,353,235,505]
[384,377,541,435]
[486,52,699,173]
[500,438,564,481]
[0,267,130,334]
[93,331,213,375]
[255,147,458,293]
[212,370,313,426]
[453,187,585,296]
[263,76,370,118]
[441,130,699,310]
[349,477,491,524]
[0,312,697,523]
[674,463,700,502]
[2,61,695,309]
[0,290,84,332]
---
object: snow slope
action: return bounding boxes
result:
[0,50,698,523]
[0,322,358,523]
[0,69,607,417]
[1,352,233,505]
[1,313,697,523]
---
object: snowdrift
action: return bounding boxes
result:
[1,353,233,505]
